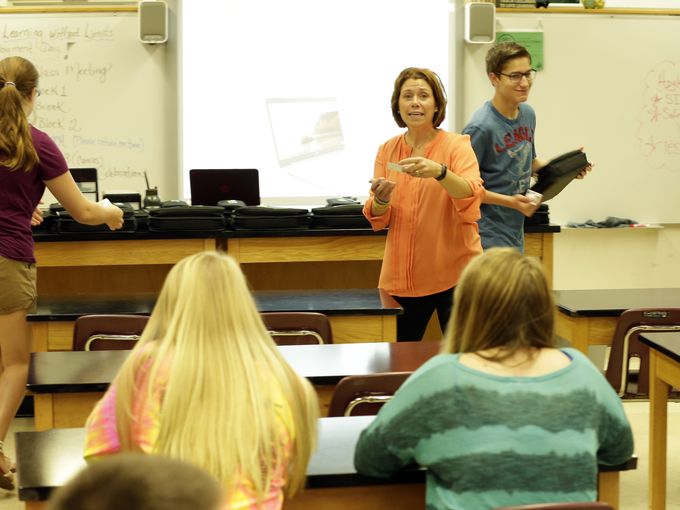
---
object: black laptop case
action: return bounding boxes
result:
[310,204,370,229]
[530,150,588,201]
[524,203,550,226]
[57,203,137,233]
[148,205,226,232]
[231,206,310,230]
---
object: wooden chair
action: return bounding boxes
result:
[604,308,680,398]
[72,314,150,351]
[260,312,333,345]
[492,504,614,510]
[327,372,410,417]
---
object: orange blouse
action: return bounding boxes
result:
[363,130,483,297]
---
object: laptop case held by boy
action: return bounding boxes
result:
[530,150,588,201]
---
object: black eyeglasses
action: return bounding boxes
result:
[497,69,537,83]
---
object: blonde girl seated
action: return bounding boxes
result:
[84,251,319,510]
[354,248,633,509]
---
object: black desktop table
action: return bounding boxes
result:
[15,415,634,510]
[639,331,680,510]
[554,288,680,354]
[28,341,439,430]
[27,288,402,350]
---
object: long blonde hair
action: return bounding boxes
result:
[442,248,555,360]
[0,56,39,171]
[108,251,318,501]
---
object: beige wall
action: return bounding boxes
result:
[552,225,680,290]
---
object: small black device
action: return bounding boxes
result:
[189,169,260,206]
[104,192,142,210]
[70,168,98,201]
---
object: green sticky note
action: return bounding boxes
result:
[496,31,544,71]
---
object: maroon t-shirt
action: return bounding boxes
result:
[0,126,68,262]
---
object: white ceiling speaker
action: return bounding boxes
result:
[139,0,168,44]
[464,2,496,44]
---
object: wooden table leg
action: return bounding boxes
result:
[597,471,619,509]
[31,323,49,352]
[649,350,669,510]
[33,394,55,431]
[555,313,590,355]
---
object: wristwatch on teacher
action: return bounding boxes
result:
[435,164,448,181]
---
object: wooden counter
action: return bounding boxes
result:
[34,227,557,294]
[34,227,557,342]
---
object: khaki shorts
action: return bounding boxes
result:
[0,255,37,314]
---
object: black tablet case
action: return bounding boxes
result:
[148,205,226,232]
[231,206,310,230]
[530,150,588,201]
[57,203,137,233]
[524,203,550,226]
[310,204,370,229]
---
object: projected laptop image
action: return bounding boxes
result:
[266,97,345,167]
[189,169,260,206]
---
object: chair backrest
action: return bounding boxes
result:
[72,314,150,351]
[260,312,333,345]
[492,504,614,510]
[604,308,680,397]
[327,372,411,417]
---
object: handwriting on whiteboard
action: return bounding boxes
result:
[638,61,680,170]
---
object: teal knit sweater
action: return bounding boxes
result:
[354,348,634,510]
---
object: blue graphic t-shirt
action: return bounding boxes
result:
[463,101,536,251]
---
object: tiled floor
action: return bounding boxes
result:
[0,403,679,509]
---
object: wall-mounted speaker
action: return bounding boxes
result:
[464,2,496,44]
[139,0,168,44]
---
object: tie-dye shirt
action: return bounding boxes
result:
[84,349,293,510]
[354,348,634,510]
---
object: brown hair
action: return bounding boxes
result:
[47,453,223,510]
[442,247,555,362]
[390,67,447,128]
[485,42,532,75]
[0,56,39,172]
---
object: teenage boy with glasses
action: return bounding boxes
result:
[463,42,547,251]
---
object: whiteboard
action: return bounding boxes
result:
[180,0,450,204]
[0,12,175,201]
[463,13,680,225]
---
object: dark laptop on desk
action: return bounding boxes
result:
[189,169,260,206]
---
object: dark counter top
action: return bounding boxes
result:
[32,223,559,243]
[27,288,402,322]
[28,341,439,393]
[32,227,388,242]
[14,415,636,502]
[524,224,561,234]
[640,331,680,364]
[15,417,422,502]
[554,288,680,317]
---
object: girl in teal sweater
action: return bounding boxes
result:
[354,248,633,509]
